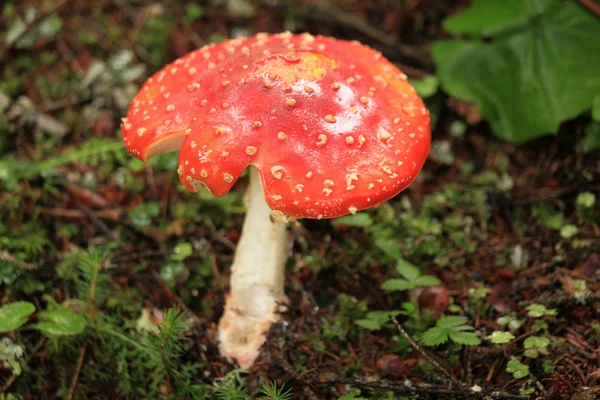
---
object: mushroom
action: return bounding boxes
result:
[121,32,430,367]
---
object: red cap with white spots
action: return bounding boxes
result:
[121,32,430,219]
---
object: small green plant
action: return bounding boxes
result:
[355,311,402,331]
[497,315,523,332]
[338,389,368,400]
[506,359,529,379]
[576,192,596,223]
[531,204,565,231]
[422,315,481,346]
[381,258,440,322]
[214,370,250,399]
[0,338,25,375]
[526,304,557,318]
[572,279,591,304]
[560,224,579,239]
[523,336,550,359]
[381,259,441,292]
[258,381,293,400]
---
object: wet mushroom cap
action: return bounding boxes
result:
[121,32,430,219]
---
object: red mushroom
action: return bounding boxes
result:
[121,32,430,367]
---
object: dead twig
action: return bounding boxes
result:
[150,270,202,328]
[40,207,121,221]
[519,294,600,307]
[66,346,86,400]
[111,249,167,264]
[316,377,528,399]
[580,0,600,18]
[389,315,460,386]
[268,348,320,400]
[65,183,109,208]
[74,203,126,248]
[0,250,37,270]
[260,0,432,68]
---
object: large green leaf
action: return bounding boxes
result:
[443,0,555,37]
[433,1,600,143]
[0,302,36,333]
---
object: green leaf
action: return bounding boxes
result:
[414,275,441,287]
[355,311,401,331]
[0,302,36,333]
[433,1,600,143]
[422,315,481,346]
[488,330,515,344]
[395,259,421,281]
[185,3,204,23]
[128,202,161,227]
[526,303,557,318]
[410,75,439,98]
[354,318,382,331]
[332,213,373,228]
[592,96,600,122]
[448,329,482,345]
[374,237,401,260]
[436,315,469,328]
[560,224,579,239]
[35,309,88,336]
[381,278,414,292]
[338,389,368,400]
[576,192,596,209]
[422,326,449,346]
[171,242,193,261]
[524,335,550,349]
[443,0,554,37]
[506,360,530,379]
[583,122,600,152]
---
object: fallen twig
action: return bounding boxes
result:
[389,315,460,386]
[580,0,600,18]
[519,294,600,307]
[0,250,37,270]
[258,0,432,68]
[317,377,529,400]
[150,270,202,328]
[66,346,86,400]
[75,203,127,248]
[40,207,121,221]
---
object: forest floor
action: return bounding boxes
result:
[0,1,599,399]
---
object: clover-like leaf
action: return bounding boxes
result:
[488,330,515,344]
[506,360,530,379]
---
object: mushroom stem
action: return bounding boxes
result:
[217,166,289,367]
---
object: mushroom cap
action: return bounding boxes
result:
[121,32,430,219]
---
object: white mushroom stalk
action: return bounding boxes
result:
[217,166,289,367]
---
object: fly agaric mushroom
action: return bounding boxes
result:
[121,32,430,367]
